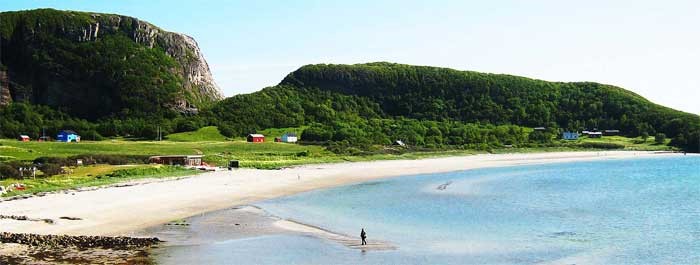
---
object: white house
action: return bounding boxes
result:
[281,132,298,143]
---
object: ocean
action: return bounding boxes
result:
[154,156,700,264]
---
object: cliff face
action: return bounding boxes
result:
[0,9,223,118]
[0,69,10,106]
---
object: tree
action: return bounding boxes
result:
[0,164,20,179]
[654,133,666,144]
[641,132,649,142]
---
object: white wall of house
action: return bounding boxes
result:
[282,134,298,143]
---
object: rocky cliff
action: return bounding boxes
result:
[0,9,223,118]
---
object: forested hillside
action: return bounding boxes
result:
[0,9,697,154]
[282,63,697,135]
[209,63,699,152]
[0,9,222,120]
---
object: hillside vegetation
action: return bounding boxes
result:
[210,63,699,152]
[0,9,221,125]
[0,9,697,152]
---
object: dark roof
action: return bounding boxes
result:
[149,155,204,159]
[60,130,78,135]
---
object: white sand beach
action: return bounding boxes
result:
[0,151,680,237]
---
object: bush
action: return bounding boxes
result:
[578,142,625,149]
[640,132,649,142]
[0,164,20,179]
[217,124,236,138]
[655,133,666,144]
[34,154,149,166]
[38,163,64,176]
[528,130,553,143]
[70,154,149,165]
[301,124,333,142]
[106,166,185,178]
[33,157,73,166]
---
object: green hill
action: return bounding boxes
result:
[0,9,223,119]
[210,63,699,152]
[0,9,696,152]
[166,126,227,142]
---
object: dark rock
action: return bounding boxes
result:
[0,232,160,249]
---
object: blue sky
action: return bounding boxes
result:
[3,0,699,113]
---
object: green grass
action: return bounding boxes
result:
[0,137,334,169]
[0,131,677,197]
[166,126,228,142]
[574,135,673,151]
[0,133,675,170]
[0,164,197,197]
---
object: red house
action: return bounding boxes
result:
[18,135,30,142]
[247,134,265,143]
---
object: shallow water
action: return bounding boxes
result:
[156,156,700,264]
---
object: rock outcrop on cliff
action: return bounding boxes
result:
[0,8,223,119]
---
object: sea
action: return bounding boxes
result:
[154,156,700,264]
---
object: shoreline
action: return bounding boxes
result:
[0,151,684,237]
[141,205,395,253]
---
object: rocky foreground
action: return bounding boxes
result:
[0,232,160,249]
[0,232,159,264]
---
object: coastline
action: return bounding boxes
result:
[0,151,683,237]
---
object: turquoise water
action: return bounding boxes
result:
[159,156,700,264]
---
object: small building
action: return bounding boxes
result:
[274,137,282,142]
[587,132,603,138]
[281,133,298,143]
[562,132,579,140]
[247,134,265,143]
[57,130,80,142]
[18,135,30,142]
[148,155,203,166]
[38,136,52,142]
[604,129,620,135]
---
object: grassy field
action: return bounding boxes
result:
[0,164,197,197]
[576,135,673,151]
[0,132,674,167]
[166,126,229,142]
[0,136,334,169]
[0,128,677,197]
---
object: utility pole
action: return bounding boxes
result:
[157,125,162,141]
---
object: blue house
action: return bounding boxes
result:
[281,132,298,143]
[562,131,579,140]
[57,130,80,142]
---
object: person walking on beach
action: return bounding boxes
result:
[361,228,367,245]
